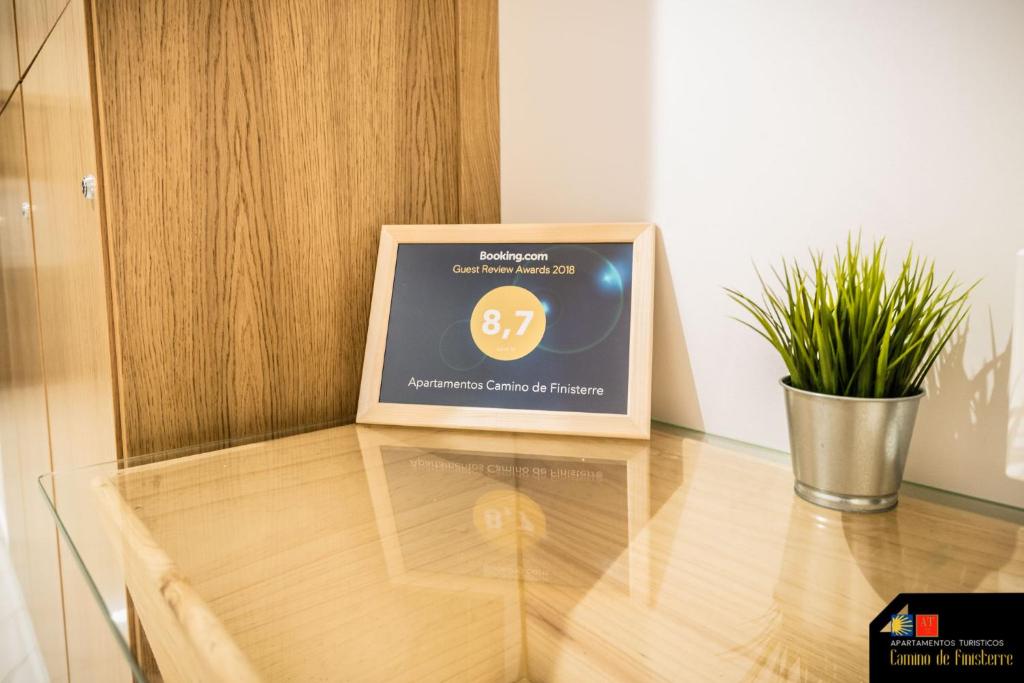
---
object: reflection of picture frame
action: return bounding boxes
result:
[355,425,652,600]
[357,223,655,439]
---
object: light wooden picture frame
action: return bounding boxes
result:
[357,223,655,439]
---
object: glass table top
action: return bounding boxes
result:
[40,423,1024,682]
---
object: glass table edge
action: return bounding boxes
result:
[38,472,149,683]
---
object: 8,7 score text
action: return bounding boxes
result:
[469,286,547,361]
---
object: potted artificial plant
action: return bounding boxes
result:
[727,236,973,512]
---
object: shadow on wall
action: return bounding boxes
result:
[652,229,704,431]
[1009,249,1024,479]
[1010,327,1023,478]
[909,316,1018,501]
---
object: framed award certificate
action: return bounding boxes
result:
[356,223,655,438]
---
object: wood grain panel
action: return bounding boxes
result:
[0,87,69,682]
[395,0,460,223]
[456,0,500,223]
[92,0,500,459]
[0,0,18,109]
[20,2,126,680]
[13,0,67,76]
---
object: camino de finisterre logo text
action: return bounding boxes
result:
[875,599,1017,674]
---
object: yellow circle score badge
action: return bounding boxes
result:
[470,285,547,361]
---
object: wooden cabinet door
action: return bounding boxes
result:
[21,0,116,494]
[0,0,17,107]
[14,0,66,76]
[0,86,69,683]
[20,2,127,680]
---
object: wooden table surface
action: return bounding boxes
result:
[84,423,1024,682]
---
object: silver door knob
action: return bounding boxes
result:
[81,175,97,200]
[21,202,31,218]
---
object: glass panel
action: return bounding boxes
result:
[40,462,146,682]
[39,423,1024,681]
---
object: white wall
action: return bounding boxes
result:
[500,0,1024,507]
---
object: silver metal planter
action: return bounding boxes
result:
[781,378,924,513]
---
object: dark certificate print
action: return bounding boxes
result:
[378,243,633,414]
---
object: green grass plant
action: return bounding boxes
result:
[726,235,974,398]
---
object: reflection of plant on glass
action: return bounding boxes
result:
[726,235,976,399]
